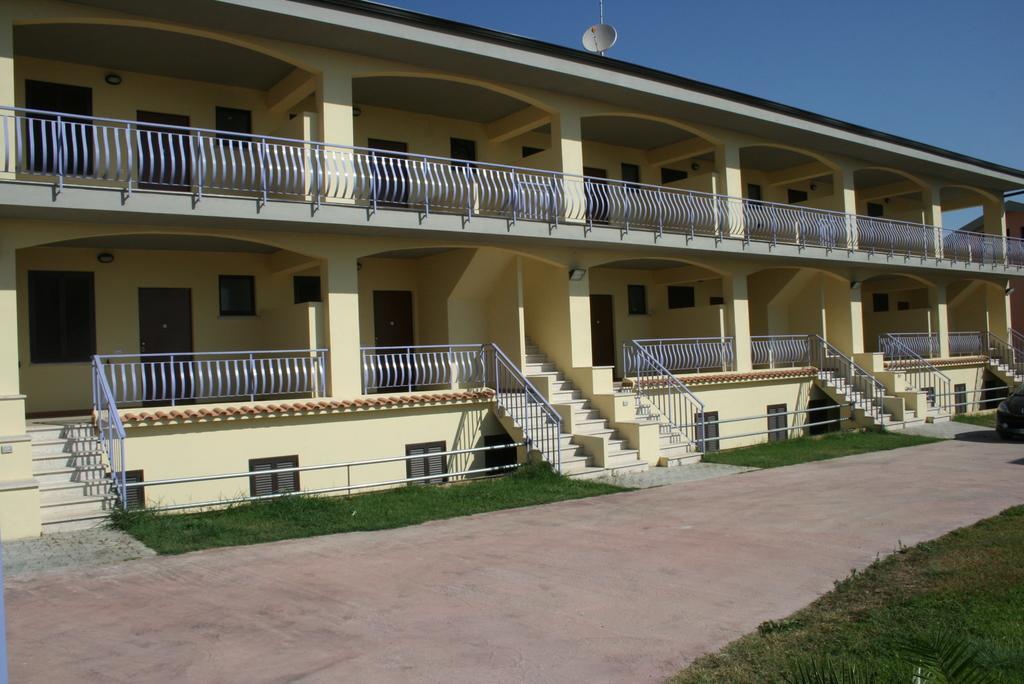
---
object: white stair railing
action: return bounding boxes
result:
[623,341,707,450]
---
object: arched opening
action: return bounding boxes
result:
[588,258,727,375]
[860,273,935,354]
[351,75,554,170]
[853,168,927,223]
[578,114,717,193]
[13,23,315,139]
[17,232,324,415]
[739,144,839,209]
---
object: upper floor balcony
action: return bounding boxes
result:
[2,106,1021,275]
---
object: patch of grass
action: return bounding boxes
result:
[700,430,939,469]
[954,411,996,428]
[112,463,627,554]
[672,506,1024,683]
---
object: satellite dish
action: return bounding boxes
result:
[582,23,617,54]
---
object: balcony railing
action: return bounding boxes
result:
[2,106,1022,270]
[93,349,328,408]
[625,337,736,375]
[879,333,939,359]
[751,335,811,368]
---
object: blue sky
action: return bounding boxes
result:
[386,0,1023,224]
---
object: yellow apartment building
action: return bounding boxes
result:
[0,0,1021,538]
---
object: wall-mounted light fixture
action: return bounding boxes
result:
[690,162,700,171]
[104,73,122,86]
[850,280,861,290]
[568,268,587,281]
[809,183,818,191]
[1007,286,1015,295]
[352,106,362,117]
[96,252,114,264]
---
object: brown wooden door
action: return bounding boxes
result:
[590,294,616,368]
[139,288,193,404]
[137,111,191,191]
[367,138,409,206]
[373,290,414,347]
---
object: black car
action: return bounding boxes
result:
[996,385,1024,440]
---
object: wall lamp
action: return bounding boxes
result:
[352,106,362,117]
[568,268,587,281]
[690,162,700,171]
[850,280,861,290]
[96,252,114,264]
[104,73,122,86]
[1007,286,1015,295]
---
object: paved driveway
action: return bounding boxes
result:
[7,435,1024,683]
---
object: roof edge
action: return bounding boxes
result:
[304,0,1024,183]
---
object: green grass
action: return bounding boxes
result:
[112,463,627,554]
[673,505,1024,683]
[954,411,996,427]
[700,430,939,469]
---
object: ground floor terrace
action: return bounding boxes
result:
[0,219,1019,538]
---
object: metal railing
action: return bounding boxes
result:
[361,344,487,392]
[879,333,952,411]
[1012,329,1024,355]
[979,332,1024,381]
[751,334,811,368]
[879,333,939,359]
[699,402,850,445]
[622,341,706,450]
[119,442,527,512]
[626,337,735,374]
[949,331,986,357]
[91,358,127,506]
[93,349,328,408]
[3,106,1022,270]
[360,343,562,470]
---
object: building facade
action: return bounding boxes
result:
[0,0,1022,538]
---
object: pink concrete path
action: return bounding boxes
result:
[7,436,1024,683]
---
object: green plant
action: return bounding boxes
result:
[898,631,997,684]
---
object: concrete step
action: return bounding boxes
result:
[39,480,112,502]
[658,448,702,467]
[32,451,105,470]
[31,438,102,456]
[549,389,583,402]
[40,508,112,533]
[34,465,108,485]
[40,494,114,519]
[523,362,557,374]
[566,466,610,480]
[573,418,611,433]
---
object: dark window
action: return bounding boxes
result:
[215,106,252,141]
[667,285,695,309]
[787,189,809,204]
[450,137,476,166]
[872,292,889,313]
[747,183,762,201]
[406,441,446,485]
[696,411,720,452]
[661,167,688,184]
[123,470,145,510]
[522,146,544,158]
[982,379,1008,409]
[249,456,299,497]
[621,163,641,184]
[25,80,93,175]
[897,301,910,311]
[627,284,647,315]
[483,434,518,471]
[219,275,256,316]
[866,202,885,218]
[807,399,840,435]
[28,271,96,363]
[954,383,968,415]
[767,404,788,442]
[293,275,321,304]
[709,296,725,306]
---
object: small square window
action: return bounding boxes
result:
[661,167,688,184]
[293,275,322,304]
[522,146,544,158]
[621,163,641,184]
[627,284,647,315]
[867,202,885,218]
[896,301,910,311]
[667,285,695,309]
[872,292,890,313]
[788,189,808,204]
[747,183,763,201]
[709,296,725,306]
[215,106,252,142]
[249,456,299,497]
[219,275,256,316]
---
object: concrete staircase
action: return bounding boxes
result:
[522,339,648,479]
[813,370,926,430]
[986,357,1024,388]
[28,420,114,533]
